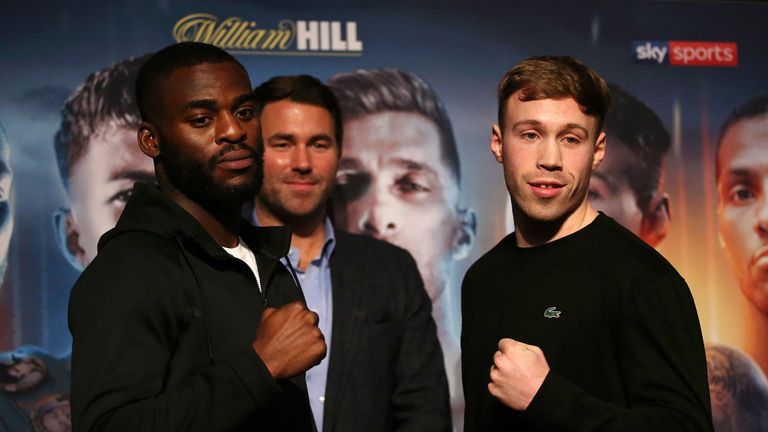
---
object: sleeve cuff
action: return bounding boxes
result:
[227,349,284,407]
[524,371,581,429]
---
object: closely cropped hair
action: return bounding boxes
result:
[135,42,244,122]
[605,84,670,210]
[54,54,149,190]
[716,95,768,180]
[253,75,343,150]
[327,68,461,185]
[497,56,611,134]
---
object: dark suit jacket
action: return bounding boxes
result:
[321,230,451,432]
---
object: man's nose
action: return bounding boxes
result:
[216,113,246,144]
[291,145,312,173]
[537,137,563,171]
[358,187,398,240]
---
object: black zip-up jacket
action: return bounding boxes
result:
[69,183,315,431]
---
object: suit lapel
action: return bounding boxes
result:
[323,234,366,432]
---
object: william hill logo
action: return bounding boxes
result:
[633,40,737,67]
[173,13,364,56]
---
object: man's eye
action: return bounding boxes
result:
[395,175,429,193]
[108,189,134,205]
[521,132,538,141]
[270,141,290,149]
[728,185,756,204]
[563,136,581,144]
[236,108,254,120]
[190,116,212,128]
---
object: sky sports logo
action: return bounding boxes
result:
[633,40,738,67]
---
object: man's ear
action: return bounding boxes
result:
[451,207,477,260]
[640,192,671,248]
[52,208,85,272]
[490,124,504,163]
[592,131,607,170]
[138,122,160,158]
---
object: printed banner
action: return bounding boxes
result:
[1,0,767,430]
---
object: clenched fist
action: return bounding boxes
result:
[488,338,550,411]
[252,301,327,379]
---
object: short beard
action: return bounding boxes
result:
[161,141,264,212]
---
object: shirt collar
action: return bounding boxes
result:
[287,217,336,269]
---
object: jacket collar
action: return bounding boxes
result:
[99,182,291,261]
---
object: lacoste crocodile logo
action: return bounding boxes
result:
[544,306,562,319]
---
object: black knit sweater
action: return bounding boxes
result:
[461,213,713,432]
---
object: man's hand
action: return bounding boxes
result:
[488,338,550,411]
[252,301,327,379]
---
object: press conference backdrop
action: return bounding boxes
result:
[0,0,766,430]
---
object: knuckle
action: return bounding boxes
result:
[307,311,319,325]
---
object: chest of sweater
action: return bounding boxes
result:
[495,275,614,370]
[466,247,628,399]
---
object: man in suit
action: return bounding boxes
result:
[250,74,451,431]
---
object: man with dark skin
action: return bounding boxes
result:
[588,83,670,247]
[69,42,324,431]
[709,95,768,431]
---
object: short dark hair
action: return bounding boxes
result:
[135,42,245,122]
[716,95,768,181]
[253,75,343,150]
[497,56,610,134]
[327,68,461,185]
[604,84,670,211]
[54,55,149,190]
